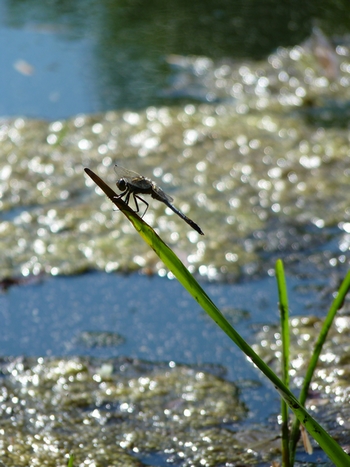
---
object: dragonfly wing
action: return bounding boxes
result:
[133,177,153,189]
[114,164,152,189]
[154,188,204,235]
[152,184,174,203]
[114,164,173,197]
[114,164,143,180]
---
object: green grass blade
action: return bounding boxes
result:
[289,270,350,463]
[67,454,74,467]
[276,259,290,467]
[85,168,350,466]
[276,260,290,388]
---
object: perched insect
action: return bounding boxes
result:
[114,164,204,235]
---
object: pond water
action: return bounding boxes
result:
[1,1,350,466]
[1,272,281,409]
[0,271,336,465]
[1,0,349,118]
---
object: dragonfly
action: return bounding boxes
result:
[113,164,204,235]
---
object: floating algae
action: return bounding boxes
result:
[1,36,350,281]
[0,356,290,467]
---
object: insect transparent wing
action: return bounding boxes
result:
[114,164,143,181]
[114,164,153,190]
[152,184,174,203]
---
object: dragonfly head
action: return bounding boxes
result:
[116,179,127,191]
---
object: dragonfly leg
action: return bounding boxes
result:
[114,189,128,200]
[114,188,132,208]
[134,194,149,218]
[112,190,128,214]
[132,193,140,213]
[124,190,132,205]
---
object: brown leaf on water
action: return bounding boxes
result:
[301,424,313,455]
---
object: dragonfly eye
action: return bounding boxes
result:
[117,179,126,191]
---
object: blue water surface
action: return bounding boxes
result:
[0,270,314,423]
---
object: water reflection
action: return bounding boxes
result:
[1,0,350,115]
